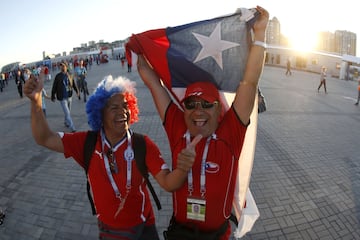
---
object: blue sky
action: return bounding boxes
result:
[1,0,358,70]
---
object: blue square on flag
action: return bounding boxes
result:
[126,8,259,96]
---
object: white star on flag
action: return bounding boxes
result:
[192,22,240,70]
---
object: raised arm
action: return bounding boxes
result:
[137,55,171,122]
[24,71,64,153]
[233,6,269,124]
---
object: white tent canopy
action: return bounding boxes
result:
[342,54,360,64]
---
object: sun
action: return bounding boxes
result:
[286,29,319,52]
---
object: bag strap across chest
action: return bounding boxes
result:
[83,131,161,215]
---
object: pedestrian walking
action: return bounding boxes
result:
[0,72,5,92]
[41,88,51,117]
[51,62,79,132]
[355,77,360,105]
[15,69,25,98]
[74,59,89,102]
[285,58,292,76]
[317,66,327,93]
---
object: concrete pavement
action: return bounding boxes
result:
[0,60,359,239]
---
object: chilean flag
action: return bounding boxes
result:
[126,8,260,238]
[126,8,259,102]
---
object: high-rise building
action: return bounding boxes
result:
[265,17,357,56]
[334,30,356,55]
[317,31,335,53]
[266,17,281,46]
[315,30,356,55]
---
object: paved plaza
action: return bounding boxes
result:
[0,60,359,239]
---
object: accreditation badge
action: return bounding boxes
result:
[186,198,206,221]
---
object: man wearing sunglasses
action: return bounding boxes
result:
[136,6,268,239]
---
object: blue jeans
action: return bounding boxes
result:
[60,97,75,131]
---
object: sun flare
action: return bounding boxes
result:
[287,30,319,52]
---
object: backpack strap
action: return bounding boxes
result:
[83,131,162,214]
[132,132,162,210]
[84,130,98,215]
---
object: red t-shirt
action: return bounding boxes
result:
[62,130,168,228]
[164,103,247,237]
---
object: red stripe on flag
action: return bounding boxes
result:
[126,29,171,89]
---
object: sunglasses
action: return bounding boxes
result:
[183,100,218,110]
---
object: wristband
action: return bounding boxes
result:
[253,40,267,49]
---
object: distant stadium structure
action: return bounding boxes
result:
[1,62,21,73]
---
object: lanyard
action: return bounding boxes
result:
[185,131,215,198]
[124,131,134,188]
[100,129,134,199]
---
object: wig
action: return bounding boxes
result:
[86,75,139,131]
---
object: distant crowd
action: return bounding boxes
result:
[0,55,95,95]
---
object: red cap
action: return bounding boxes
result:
[182,82,219,103]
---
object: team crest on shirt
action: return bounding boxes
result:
[205,162,219,173]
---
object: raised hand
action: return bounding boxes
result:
[253,6,269,33]
[176,134,202,172]
[24,69,45,102]
[136,55,157,83]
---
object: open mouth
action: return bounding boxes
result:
[115,117,128,124]
[194,119,207,127]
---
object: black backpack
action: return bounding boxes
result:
[83,131,162,215]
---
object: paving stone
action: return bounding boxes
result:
[0,62,359,239]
